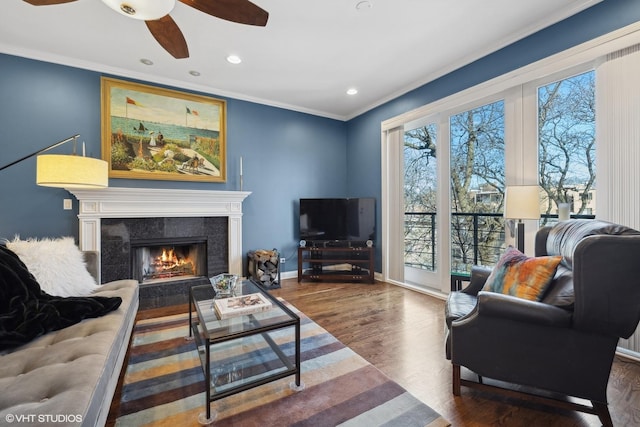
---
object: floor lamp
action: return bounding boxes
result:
[504,185,541,253]
[0,134,108,189]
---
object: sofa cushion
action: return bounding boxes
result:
[5,236,98,297]
[483,246,562,301]
[539,264,575,308]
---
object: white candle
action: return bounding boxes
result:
[82,142,86,157]
[558,203,570,221]
[239,156,243,176]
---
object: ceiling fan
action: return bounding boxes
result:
[23,0,269,59]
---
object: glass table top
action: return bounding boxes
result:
[190,280,298,342]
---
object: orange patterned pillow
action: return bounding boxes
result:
[483,246,562,301]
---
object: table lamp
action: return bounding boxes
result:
[504,185,541,253]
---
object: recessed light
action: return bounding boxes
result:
[226,55,242,64]
[189,70,201,76]
[140,58,154,65]
[347,88,358,95]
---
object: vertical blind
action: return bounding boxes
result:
[382,127,405,284]
[596,43,640,354]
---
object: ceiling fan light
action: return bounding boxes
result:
[101,0,176,21]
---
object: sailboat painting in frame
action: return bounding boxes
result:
[101,77,227,182]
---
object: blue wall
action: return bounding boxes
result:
[0,55,347,272]
[1,0,639,274]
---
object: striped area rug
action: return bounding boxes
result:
[113,304,450,427]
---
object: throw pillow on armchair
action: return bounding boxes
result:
[483,246,562,301]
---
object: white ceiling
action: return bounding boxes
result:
[0,0,600,121]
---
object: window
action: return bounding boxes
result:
[382,23,638,293]
[450,100,505,273]
[538,71,596,222]
[404,123,437,271]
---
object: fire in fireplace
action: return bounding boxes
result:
[131,238,207,284]
[145,247,194,280]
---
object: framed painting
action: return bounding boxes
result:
[101,77,226,182]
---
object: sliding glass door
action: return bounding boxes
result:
[401,99,506,292]
[449,100,505,275]
[403,120,442,289]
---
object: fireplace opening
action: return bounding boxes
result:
[131,237,208,284]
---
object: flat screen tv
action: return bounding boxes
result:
[299,198,376,245]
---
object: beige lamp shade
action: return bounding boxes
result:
[504,185,541,220]
[37,154,108,189]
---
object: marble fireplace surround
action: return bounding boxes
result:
[67,187,251,284]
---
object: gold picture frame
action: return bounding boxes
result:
[101,77,226,182]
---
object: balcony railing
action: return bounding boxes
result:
[405,211,595,274]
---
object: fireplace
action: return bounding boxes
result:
[66,187,251,309]
[131,237,208,284]
[67,187,250,274]
[100,216,227,309]
[100,216,227,282]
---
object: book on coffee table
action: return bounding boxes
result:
[213,292,273,319]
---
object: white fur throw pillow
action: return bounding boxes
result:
[6,236,99,297]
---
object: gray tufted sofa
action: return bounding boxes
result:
[0,252,138,427]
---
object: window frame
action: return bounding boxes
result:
[380,22,640,293]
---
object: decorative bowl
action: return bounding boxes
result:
[210,273,238,297]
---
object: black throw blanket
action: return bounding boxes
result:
[0,245,122,350]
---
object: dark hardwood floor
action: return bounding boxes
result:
[125,278,640,426]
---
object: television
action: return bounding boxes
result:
[299,198,376,245]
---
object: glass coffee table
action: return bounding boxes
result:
[188,280,303,425]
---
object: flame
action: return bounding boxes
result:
[143,245,197,281]
[160,248,177,264]
[154,247,189,270]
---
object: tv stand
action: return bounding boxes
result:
[321,240,350,248]
[307,240,369,248]
[297,246,374,284]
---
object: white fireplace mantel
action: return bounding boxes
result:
[67,187,251,281]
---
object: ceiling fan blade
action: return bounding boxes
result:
[145,15,189,59]
[23,0,77,5]
[179,0,269,27]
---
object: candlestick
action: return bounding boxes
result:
[239,156,243,191]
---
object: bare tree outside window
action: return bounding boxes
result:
[538,71,596,221]
[403,100,506,274]
[401,72,595,277]
[404,124,437,271]
[449,101,505,272]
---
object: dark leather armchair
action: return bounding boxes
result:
[445,219,640,426]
